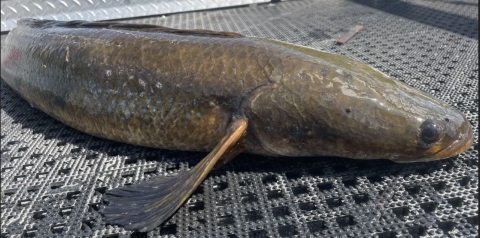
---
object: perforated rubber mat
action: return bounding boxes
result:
[1,0,478,237]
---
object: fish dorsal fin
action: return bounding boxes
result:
[103,118,247,232]
[17,18,245,38]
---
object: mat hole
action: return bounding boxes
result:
[262,175,278,184]
[292,185,309,196]
[352,193,369,204]
[6,140,20,146]
[446,197,463,207]
[272,206,289,217]
[95,187,107,195]
[50,223,65,234]
[307,220,326,233]
[404,185,421,196]
[23,228,37,237]
[336,215,356,228]
[160,224,177,235]
[27,186,39,193]
[59,207,73,216]
[130,231,148,238]
[14,175,26,182]
[216,198,232,207]
[438,221,455,234]
[391,206,410,218]
[107,151,119,157]
[58,168,71,175]
[144,155,158,162]
[86,154,99,160]
[44,161,55,167]
[1,167,13,173]
[441,162,454,171]
[22,164,34,171]
[407,225,426,237]
[245,210,263,222]
[32,210,47,220]
[217,214,235,226]
[278,225,298,237]
[143,169,156,177]
[342,179,357,187]
[188,201,205,212]
[213,181,228,192]
[466,216,478,226]
[121,172,134,178]
[249,230,267,238]
[377,231,396,238]
[431,181,447,191]
[419,202,437,213]
[124,158,137,165]
[166,163,180,172]
[267,190,284,200]
[3,189,16,196]
[50,182,64,189]
[299,202,316,211]
[241,193,258,204]
[88,203,100,212]
[66,191,81,200]
[326,197,344,208]
[81,219,94,230]
[12,156,22,162]
[239,178,253,186]
[317,182,333,191]
[30,153,41,159]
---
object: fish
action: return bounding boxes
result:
[1,18,473,232]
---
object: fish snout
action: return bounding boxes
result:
[429,119,473,160]
[391,115,473,163]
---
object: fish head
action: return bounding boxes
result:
[246,41,473,162]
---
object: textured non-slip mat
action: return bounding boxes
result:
[1,0,478,237]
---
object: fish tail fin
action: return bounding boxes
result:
[102,118,247,232]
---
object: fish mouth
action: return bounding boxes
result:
[393,122,474,163]
[429,123,474,160]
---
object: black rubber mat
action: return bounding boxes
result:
[1,0,478,237]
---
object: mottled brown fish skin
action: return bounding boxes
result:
[1,19,473,163]
[1,19,269,152]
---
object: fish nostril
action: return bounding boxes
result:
[444,118,450,122]
[345,108,351,114]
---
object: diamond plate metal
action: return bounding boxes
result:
[0,0,270,32]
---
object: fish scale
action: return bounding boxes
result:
[1,19,473,232]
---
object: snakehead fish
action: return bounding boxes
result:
[1,19,473,232]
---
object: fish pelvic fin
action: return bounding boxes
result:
[102,118,248,232]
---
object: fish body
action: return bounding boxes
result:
[2,19,472,162]
[1,19,473,231]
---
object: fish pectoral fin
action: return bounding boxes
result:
[212,137,246,170]
[102,118,247,232]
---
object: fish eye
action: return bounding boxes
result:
[419,119,442,144]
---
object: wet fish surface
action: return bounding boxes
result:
[1,19,473,232]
